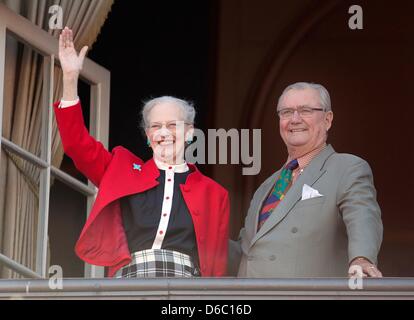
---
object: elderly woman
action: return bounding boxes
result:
[54,27,229,277]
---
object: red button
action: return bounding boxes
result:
[159,231,163,235]
[168,179,171,182]
[168,166,172,170]
[166,196,170,200]
[163,213,167,217]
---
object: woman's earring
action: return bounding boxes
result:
[186,139,193,145]
[147,138,151,146]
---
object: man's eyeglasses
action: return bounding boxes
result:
[277,106,326,119]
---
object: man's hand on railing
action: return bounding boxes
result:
[59,27,88,100]
[348,257,383,278]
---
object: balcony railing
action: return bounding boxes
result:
[0,278,413,299]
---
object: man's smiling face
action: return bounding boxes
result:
[278,88,333,154]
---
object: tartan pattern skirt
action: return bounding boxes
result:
[115,249,200,278]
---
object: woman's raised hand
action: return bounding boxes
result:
[59,27,88,79]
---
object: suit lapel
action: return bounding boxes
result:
[249,145,336,248]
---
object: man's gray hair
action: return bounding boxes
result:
[277,82,332,111]
[141,96,196,129]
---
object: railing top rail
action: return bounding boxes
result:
[1,278,414,299]
[1,277,414,291]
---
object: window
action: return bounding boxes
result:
[0,5,110,279]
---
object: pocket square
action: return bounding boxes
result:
[301,184,323,200]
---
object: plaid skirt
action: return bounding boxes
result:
[115,249,200,278]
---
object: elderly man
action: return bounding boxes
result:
[232,82,383,278]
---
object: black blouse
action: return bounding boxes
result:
[120,169,199,264]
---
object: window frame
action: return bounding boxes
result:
[0,4,110,279]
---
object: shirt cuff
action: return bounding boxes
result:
[59,98,79,108]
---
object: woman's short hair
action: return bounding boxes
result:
[141,96,196,130]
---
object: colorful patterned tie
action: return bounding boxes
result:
[257,159,299,231]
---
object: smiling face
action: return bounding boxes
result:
[278,88,333,156]
[145,102,193,164]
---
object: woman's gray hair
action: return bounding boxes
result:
[277,82,332,111]
[140,96,196,130]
